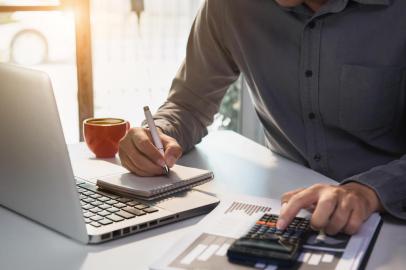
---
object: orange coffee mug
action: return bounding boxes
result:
[83,118,130,158]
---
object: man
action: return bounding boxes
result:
[119,0,406,235]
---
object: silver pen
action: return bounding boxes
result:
[143,106,169,175]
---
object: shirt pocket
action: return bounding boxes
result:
[339,64,405,132]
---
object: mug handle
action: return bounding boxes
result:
[126,121,130,131]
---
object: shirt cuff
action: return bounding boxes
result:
[341,169,406,220]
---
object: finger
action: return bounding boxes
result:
[325,194,353,235]
[119,141,161,176]
[119,153,150,176]
[343,200,367,235]
[131,129,166,167]
[277,188,320,230]
[126,144,163,176]
[311,190,339,231]
[161,134,182,167]
[281,188,306,204]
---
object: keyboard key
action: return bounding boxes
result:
[106,207,120,213]
[99,204,111,210]
[117,197,133,203]
[83,212,95,218]
[122,207,145,216]
[98,210,111,217]
[82,190,94,196]
[106,214,124,222]
[105,199,118,205]
[78,183,119,199]
[83,198,95,203]
[82,204,93,210]
[79,195,86,200]
[89,207,102,213]
[84,218,91,224]
[127,200,141,206]
[143,207,158,214]
[90,201,103,207]
[116,210,135,219]
[99,196,110,202]
[90,193,102,199]
[90,215,103,221]
[113,203,127,208]
[99,219,113,225]
[134,204,148,210]
[90,222,101,228]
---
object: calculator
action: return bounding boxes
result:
[227,214,311,267]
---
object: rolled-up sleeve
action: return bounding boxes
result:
[341,157,406,219]
[150,0,240,152]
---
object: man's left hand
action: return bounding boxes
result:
[276,182,383,235]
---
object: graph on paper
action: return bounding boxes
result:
[168,232,347,270]
[224,201,272,216]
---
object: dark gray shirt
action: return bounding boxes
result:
[152,0,406,219]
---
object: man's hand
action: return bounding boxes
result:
[277,183,383,235]
[118,127,182,176]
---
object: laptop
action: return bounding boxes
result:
[0,64,219,244]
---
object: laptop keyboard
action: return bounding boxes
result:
[76,182,159,228]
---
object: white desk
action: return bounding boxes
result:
[1,131,405,270]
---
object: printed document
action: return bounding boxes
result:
[150,194,381,270]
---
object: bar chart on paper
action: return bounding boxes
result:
[168,232,343,270]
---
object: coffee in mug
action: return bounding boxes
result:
[83,118,130,158]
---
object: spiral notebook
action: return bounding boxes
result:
[96,165,214,200]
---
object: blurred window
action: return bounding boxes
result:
[91,0,241,132]
[0,1,79,143]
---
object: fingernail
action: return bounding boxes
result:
[157,159,166,167]
[276,218,287,230]
[166,156,177,167]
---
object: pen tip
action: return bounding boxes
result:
[143,106,150,112]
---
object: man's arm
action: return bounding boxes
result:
[277,156,406,235]
[340,157,406,220]
[152,0,240,152]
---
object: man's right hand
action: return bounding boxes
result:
[118,127,183,176]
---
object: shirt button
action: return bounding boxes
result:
[313,154,321,162]
[305,70,313,77]
[308,21,316,29]
[308,113,316,119]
